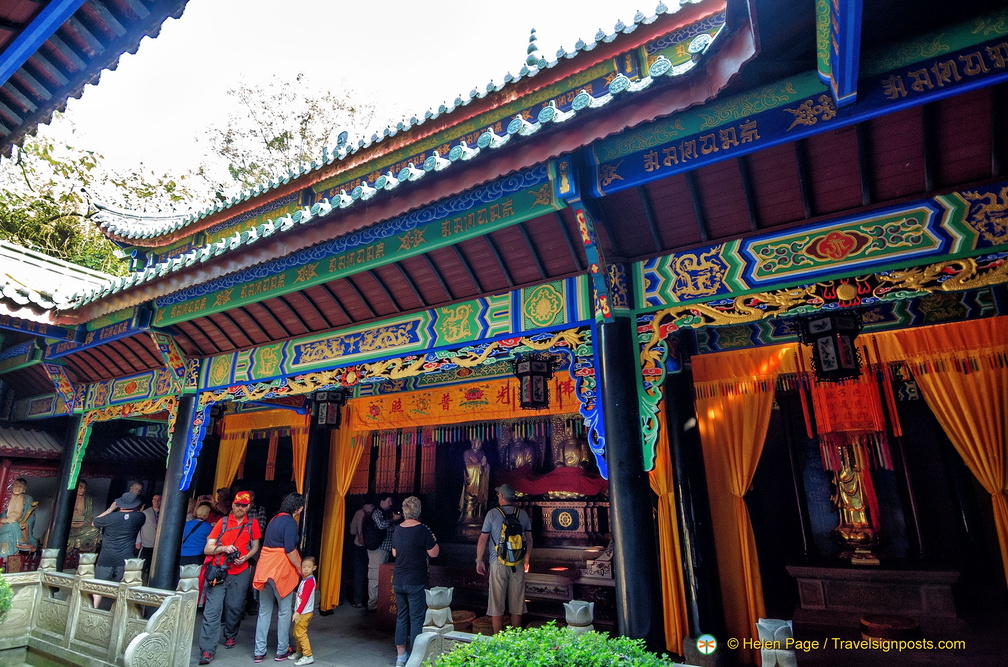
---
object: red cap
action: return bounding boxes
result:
[233,491,252,505]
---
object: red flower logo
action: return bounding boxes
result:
[807,230,869,261]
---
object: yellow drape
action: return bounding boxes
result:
[318,405,365,610]
[693,344,796,665]
[873,317,1008,586]
[291,419,310,494]
[215,409,310,493]
[647,406,690,656]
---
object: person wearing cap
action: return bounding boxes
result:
[475,483,533,634]
[198,490,262,665]
[91,491,146,607]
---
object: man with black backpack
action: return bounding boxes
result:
[348,500,375,608]
[475,484,533,634]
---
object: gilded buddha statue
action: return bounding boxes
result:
[830,444,880,562]
[502,438,538,471]
[553,434,593,470]
[68,479,101,552]
[459,439,489,528]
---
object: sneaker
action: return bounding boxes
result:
[198,651,214,665]
[294,658,314,666]
[253,655,265,664]
[395,653,408,667]
[224,638,237,649]
[275,651,292,662]
[288,653,300,661]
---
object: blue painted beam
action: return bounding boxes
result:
[45,309,150,358]
[0,313,76,340]
[590,32,1008,197]
[0,0,89,89]
[824,0,864,106]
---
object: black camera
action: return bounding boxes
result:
[224,549,241,564]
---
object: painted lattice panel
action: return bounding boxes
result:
[419,429,436,494]
[396,430,417,495]
[348,436,370,496]
[374,432,398,493]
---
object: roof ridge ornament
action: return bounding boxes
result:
[526,28,541,68]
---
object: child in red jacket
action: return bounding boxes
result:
[290,556,317,665]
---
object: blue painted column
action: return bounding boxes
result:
[45,414,84,570]
[150,394,195,590]
[598,314,664,651]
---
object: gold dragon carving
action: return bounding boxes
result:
[199,330,589,405]
[641,254,1008,361]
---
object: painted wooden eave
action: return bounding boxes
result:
[63,14,755,324]
[92,0,725,249]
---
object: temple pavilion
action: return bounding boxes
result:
[2,0,1007,663]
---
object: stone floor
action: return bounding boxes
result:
[188,605,403,667]
[186,600,1008,667]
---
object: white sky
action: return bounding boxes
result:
[58,0,656,175]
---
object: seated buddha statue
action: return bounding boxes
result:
[553,434,593,471]
[502,438,538,471]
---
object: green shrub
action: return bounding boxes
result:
[431,623,676,667]
[0,575,13,620]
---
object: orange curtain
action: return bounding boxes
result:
[693,344,796,665]
[291,416,310,494]
[215,409,310,493]
[319,404,366,610]
[647,405,690,656]
[873,318,1008,586]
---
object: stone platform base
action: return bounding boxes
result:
[787,565,963,635]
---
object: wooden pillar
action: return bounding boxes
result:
[45,414,84,569]
[663,364,726,639]
[598,315,663,651]
[150,395,195,590]
[299,420,332,558]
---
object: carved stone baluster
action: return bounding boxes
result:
[409,586,457,667]
[111,558,145,662]
[564,599,595,634]
[38,548,60,572]
[77,552,97,578]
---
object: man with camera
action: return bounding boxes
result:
[198,490,262,665]
[366,495,402,612]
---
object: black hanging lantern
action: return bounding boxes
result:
[796,311,863,382]
[313,389,349,427]
[513,352,556,410]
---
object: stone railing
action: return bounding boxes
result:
[0,550,199,667]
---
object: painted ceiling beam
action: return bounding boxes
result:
[817,0,863,106]
[0,340,42,375]
[0,0,88,89]
[0,312,75,340]
[45,306,151,358]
